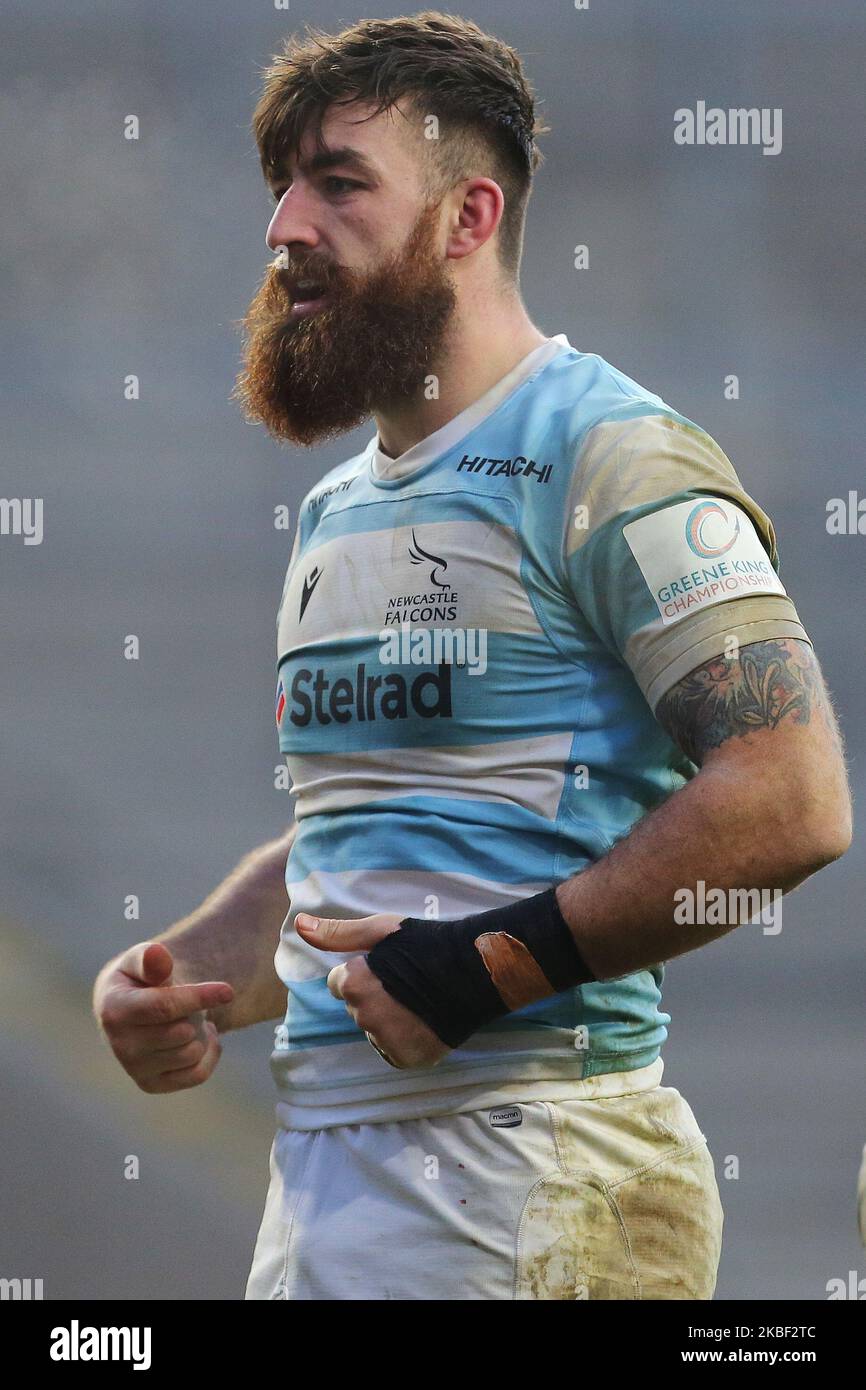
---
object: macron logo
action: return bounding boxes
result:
[299,565,323,621]
[50,1321,152,1371]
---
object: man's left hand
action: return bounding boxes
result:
[295,912,450,1069]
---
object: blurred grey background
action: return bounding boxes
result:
[1,0,863,1300]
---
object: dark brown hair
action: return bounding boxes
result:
[252,11,549,279]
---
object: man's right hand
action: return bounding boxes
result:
[93,941,234,1094]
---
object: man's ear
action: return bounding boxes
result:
[447,176,505,262]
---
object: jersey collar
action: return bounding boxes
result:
[368,334,573,485]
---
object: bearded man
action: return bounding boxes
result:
[93,12,851,1301]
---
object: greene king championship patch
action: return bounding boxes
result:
[623,497,786,626]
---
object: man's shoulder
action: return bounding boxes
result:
[540,345,672,427]
[544,350,735,498]
[513,347,737,526]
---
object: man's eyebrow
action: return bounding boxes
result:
[269,146,381,189]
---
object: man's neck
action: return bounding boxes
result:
[374,304,550,460]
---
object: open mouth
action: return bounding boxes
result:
[289,280,330,316]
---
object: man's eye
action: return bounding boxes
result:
[323,177,360,195]
[269,177,361,205]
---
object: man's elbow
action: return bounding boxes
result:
[747,757,853,877]
[796,787,853,872]
[809,810,853,868]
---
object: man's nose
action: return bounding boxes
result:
[265,190,320,255]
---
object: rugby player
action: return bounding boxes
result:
[93,13,852,1300]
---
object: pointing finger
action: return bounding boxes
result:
[295,912,401,952]
[122,981,233,1025]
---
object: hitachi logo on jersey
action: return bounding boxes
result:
[457,453,553,483]
[288,661,453,725]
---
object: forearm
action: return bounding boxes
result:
[357,641,851,1063]
[556,746,848,979]
[158,825,296,1032]
[361,747,848,1059]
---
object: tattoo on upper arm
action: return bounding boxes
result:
[656,638,826,765]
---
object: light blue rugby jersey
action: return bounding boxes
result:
[270,333,808,1127]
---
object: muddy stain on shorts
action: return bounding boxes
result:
[515,1088,724,1300]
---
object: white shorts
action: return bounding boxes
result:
[245,1061,724,1300]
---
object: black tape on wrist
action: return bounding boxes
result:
[365,888,595,1050]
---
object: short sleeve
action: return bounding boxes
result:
[563,411,811,710]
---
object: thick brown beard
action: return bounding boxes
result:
[233,199,457,447]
